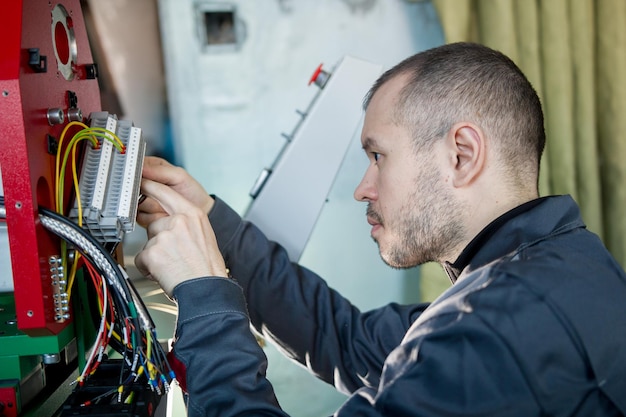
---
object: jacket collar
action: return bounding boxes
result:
[443,195,585,283]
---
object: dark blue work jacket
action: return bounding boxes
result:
[168,195,626,416]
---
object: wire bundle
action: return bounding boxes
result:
[54,121,126,301]
[45,122,174,406]
[40,209,174,403]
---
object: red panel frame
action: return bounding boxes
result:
[0,0,102,335]
[0,386,19,417]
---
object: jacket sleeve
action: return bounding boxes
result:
[208,197,428,393]
[170,277,290,417]
[170,277,540,417]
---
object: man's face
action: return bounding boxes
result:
[354,76,464,268]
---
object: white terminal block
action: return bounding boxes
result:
[118,126,144,228]
[70,112,146,243]
[244,55,383,261]
[92,116,117,213]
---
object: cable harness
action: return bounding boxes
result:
[40,112,175,410]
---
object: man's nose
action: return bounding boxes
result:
[354,167,377,202]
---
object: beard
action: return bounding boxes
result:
[368,166,466,268]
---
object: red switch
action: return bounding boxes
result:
[308,63,330,88]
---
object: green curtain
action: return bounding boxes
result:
[421,0,626,302]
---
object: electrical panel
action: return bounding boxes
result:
[0,2,171,416]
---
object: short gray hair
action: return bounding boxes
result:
[364,42,545,187]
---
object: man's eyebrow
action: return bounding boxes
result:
[362,137,379,151]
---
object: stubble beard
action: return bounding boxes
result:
[369,169,466,269]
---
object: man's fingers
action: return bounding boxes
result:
[142,156,186,186]
[138,194,164,214]
[137,211,167,233]
[141,156,215,215]
[140,178,196,216]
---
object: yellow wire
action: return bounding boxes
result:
[146,331,159,382]
[66,253,80,300]
[56,127,125,212]
[57,133,98,214]
[55,121,90,213]
[72,140,83,226]
[146,330,153,363]
[57,127,126,297]
[104,322,124,345]
[74,129,123,151]
[56,124,127,216]
[55,124,92,284]
[124,391,135,404]
[54,123,168,386]
[57,128,125,211]
[53,123,132,362]
[85,127,125,151]
[65,140,84,300]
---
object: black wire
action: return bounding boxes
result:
[39,207,171,387]
[39,208,125,286]
[40,207,133,315]
[38,207,141,358]
[127,274,156,330]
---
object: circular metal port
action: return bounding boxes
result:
[51,4,78,80]
[47,108,65,125]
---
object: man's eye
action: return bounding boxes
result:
[372,152,381,162]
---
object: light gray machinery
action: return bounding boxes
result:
[244,55,383,261]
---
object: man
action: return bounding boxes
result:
[135,42,626,416]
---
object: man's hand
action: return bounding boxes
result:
[137,156,215,228]
[134,178,228,298]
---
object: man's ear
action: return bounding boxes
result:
[445,122,486,188]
